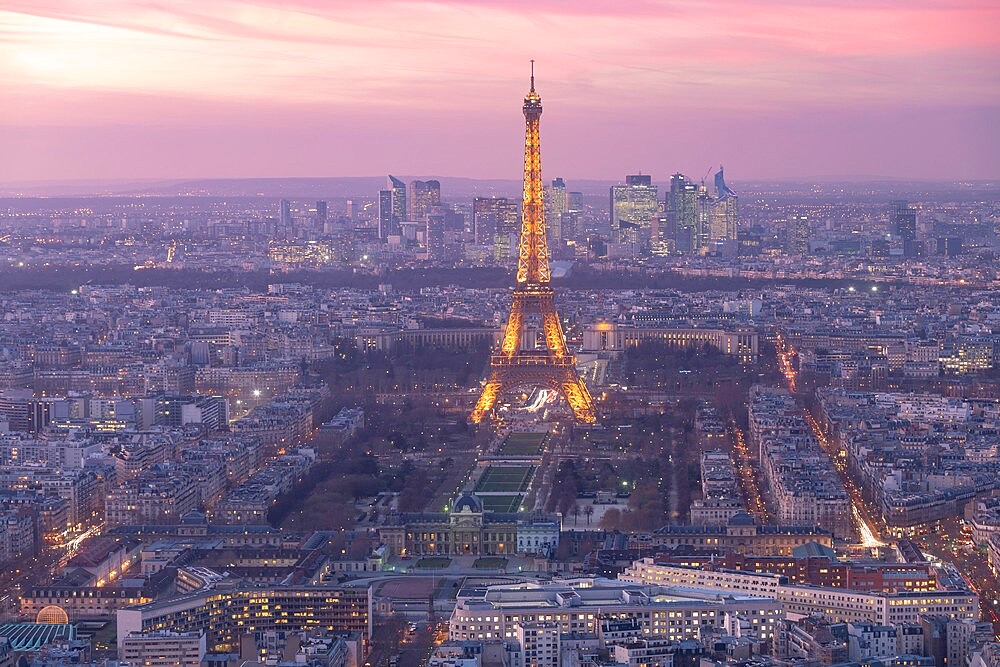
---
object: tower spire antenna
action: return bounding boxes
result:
[530,59,535,92]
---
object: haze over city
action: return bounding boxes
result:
[2,0,999,184]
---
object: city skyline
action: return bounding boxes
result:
[2,0,999,184]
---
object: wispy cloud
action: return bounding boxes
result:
[0,0,997,181]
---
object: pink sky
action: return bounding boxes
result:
[1,0,998,183]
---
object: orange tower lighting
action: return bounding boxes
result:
[470,63,597,424]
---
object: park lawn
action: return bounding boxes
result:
[475,465,536,493]
[477,494,523,513]
[415,557,452,569]
[499,432,547,456]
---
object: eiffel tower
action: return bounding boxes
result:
[470,64,597,424]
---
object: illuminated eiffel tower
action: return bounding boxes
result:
[470,64,597,424]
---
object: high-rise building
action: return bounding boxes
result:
[377,190,394,239]
[388,175,407,223]
[344,199,359,221]
[566,190,585,242]
[893,200,921,258]
[650,215,674,256]
[710,166,739,242]
[279,199,292,228]
[786,214,811,255]
[937,237,962,257]
[558,211,579,245]
[893,200,917,242]
[695,182,712,250]
[545,177,568,243]
[277,199,293,239]
[314,200,327,226]
[408,179,441,222]
[472,197,519,246]
[669,174,698,252]
[610,175,658,244]
[425,206,446,260]
[378,175,407,239]
[568,191,584,213]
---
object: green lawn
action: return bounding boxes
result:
[499,432,547,456]
[415,557,452,569]
[475,465,536,493]
[477,494,523,513]
[473,557,508,569]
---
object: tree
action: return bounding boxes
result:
[584,504,595,525]
[373,614,408,657]
[599,508,622,531]
[571,503,581,525]
[349,535,372,560]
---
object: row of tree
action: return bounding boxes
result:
[0,263,875,295]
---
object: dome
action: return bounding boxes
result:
[36,605,69,625]
[453,493,483,513]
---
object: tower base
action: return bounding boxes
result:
[470,361,597,424]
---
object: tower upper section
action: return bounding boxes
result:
[523,62,542,117]
[516,61,551,286]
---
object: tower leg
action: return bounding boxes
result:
[471,377,503,423]
[500,298,525,357]
[540,306,569,359]
[560,375,597,424]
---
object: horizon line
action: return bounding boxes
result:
[3,174,998,190]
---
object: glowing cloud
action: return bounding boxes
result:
[1,0,997,181]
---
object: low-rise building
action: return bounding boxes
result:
[629,512,833,555]
[120,630,206,667]
[448,578,782,644]
[379,494,560,557]
[621,560,978,626]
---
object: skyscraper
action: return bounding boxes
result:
[710,166,739,243]
[565,191,585,242]
[377,189,394,239]
[378,175,408,239]
[559,211,579,245]
[315,200,328,227]
[786,214,810,255]
[425,206,446,260]
[893,201,917,241]
[545,177,568,243]
[277,199,293,240]
[408,179,441,222]
[669,174,698,252]
[388,175,407,222]
[695,182,712,250]
[472,197,519,247]
[279,199,292,227]
[610,174,658,245]
[650,215,674,256]
[893,201,920,258]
